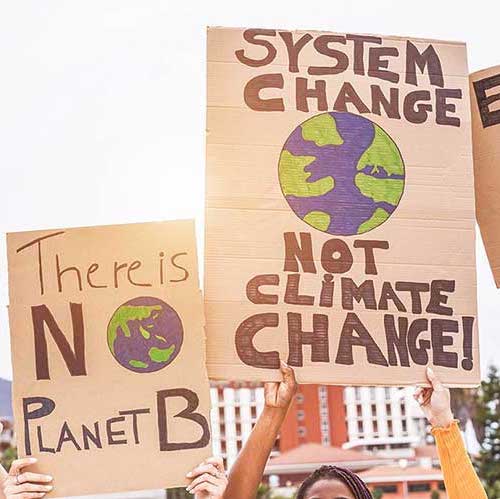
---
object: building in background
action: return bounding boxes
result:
[277,385,429,457]
[210,382,431,470]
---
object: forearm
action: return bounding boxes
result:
[432,421,486,499]
[225,406,287,499]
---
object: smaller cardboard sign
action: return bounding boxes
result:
[7,220,211,498]
[470,65,500,287]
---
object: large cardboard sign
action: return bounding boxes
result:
[470,65,500,287]
[7,220,211,497]
[205,27,479,386]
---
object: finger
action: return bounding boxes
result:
[420,388,432,405]
[189,482,219,495]
[414,387,424,400]
[12,494,46,499]
[186,472,219,491]
[16,472,53,484]
[9,458,37,476]
[203,456,224,474]
[186,463,219,479]
[426,367,444,390]
[280,361,296,388]
[415,388,430,406]
[4,483,53,494]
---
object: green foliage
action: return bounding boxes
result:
[257,483,272,499]
[0,445,17,472]
[372,488,384,499]
[474,365,500,498]
[166,488,190,499]
[430,490,440,499]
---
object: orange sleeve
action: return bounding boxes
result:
[432,420,486,499]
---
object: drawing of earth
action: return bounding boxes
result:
[278,111,405,236]
[107,296,183,373]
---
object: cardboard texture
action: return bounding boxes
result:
[205,27,479,387]
[470,65,500,287]
[7,220,211,497]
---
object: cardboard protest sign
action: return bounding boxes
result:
[470,65,500,287]
[205,27,479,387]
[7,220,211,497]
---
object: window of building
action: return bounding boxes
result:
[408,483,431,492]
[318,386,328,401]
[357,420,363,433]
[298,426,307,437]
[438,482,446,491]
[296,393,305,404]
[376,485,397,493]
[297,410,305,421]
[386,403,392,416]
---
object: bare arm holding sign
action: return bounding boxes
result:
[225,362,297,499]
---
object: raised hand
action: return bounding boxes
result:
[264,361,297,410]
[414,367,454,428]
[186,456,227,498]
[2,458,53,499]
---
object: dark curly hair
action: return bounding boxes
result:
[296,465,372,499]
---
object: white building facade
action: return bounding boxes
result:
[210,383,429,468]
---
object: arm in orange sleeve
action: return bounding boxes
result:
[432,421,486,499]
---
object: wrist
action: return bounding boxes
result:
[262,405,289,422]
[430,410,454,428]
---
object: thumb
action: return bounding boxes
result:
[280,361,297,388]
[426,367,444,390]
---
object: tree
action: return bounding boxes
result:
[372,489,383,499]
[430,490,440,499]
[474,365,500,498]
[166,488,189,499]
[257,483,272,498]
[451,387,483,441]
[0,444,17,472]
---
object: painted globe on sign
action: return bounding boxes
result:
[278,111,405,236]
[107,296,183,373]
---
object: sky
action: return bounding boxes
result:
[0,0,499,381]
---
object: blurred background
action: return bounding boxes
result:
[0,1,499,498]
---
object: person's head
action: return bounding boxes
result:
[296,465,372,499]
